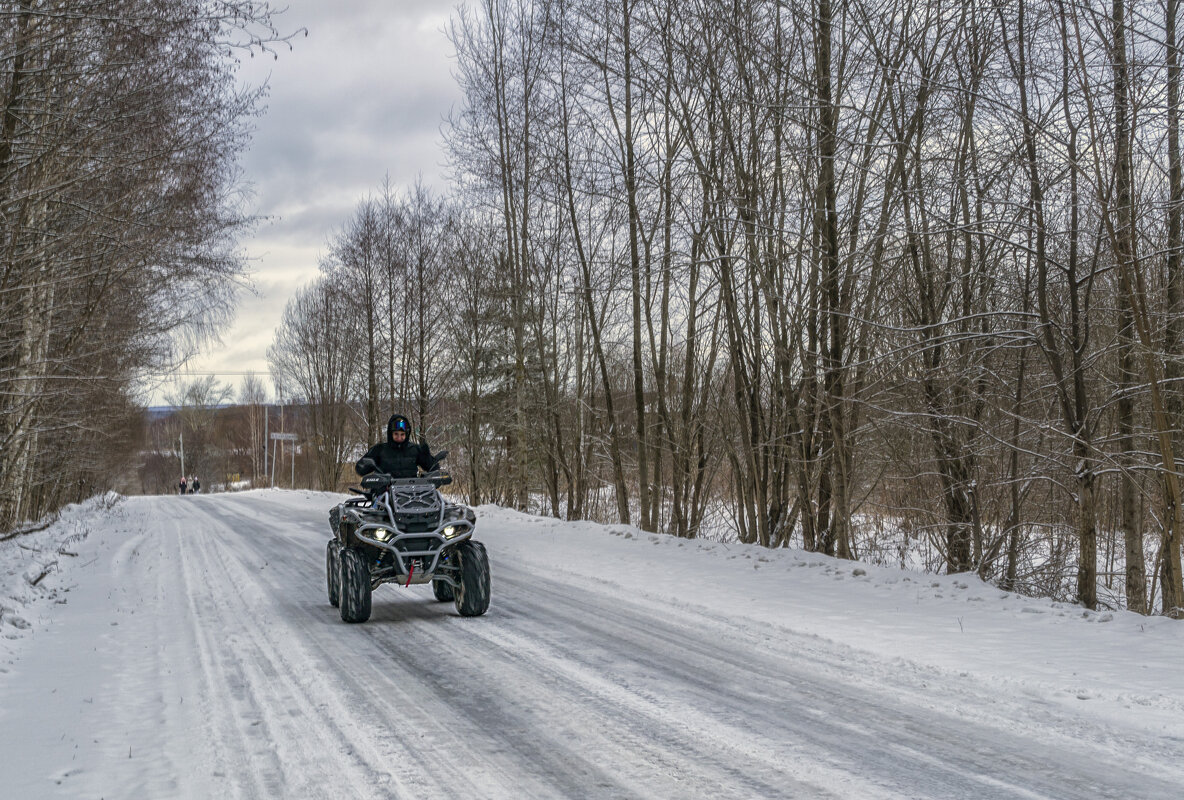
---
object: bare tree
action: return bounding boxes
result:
[0,0,297,530]
[267,276,363,491]
[238,372,269,486]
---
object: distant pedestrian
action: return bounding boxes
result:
[193,477,201,494]
[179,477,187,495]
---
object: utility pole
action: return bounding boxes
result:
[179,430,185,482]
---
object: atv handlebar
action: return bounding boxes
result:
[356,468,453,493]
[389,470,453,488]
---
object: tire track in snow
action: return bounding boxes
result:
[205,494,583,798]
[202,496,945,797]
[77,521,196,799]
[206,495,831,798]
[117,493,1182,800]
[487,561,1173,800]
[179,498,448,799]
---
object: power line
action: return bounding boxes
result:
[141,370,270,377]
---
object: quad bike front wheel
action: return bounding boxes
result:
[453,540,490,617]
[432,578,454,602]
[339,547,372,623]
[326,540,342,608]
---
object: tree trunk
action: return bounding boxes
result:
[619,0,651,531]
[816,0,850,560]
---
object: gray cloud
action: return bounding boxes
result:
[149,0,464,404]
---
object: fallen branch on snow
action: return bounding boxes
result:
[28,562,56,586]
[1,513,60,542]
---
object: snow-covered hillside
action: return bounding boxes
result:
[2,491,1181,799]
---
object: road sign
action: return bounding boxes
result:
[270,432,298,441]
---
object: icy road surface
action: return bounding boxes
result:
[2,491,1183,799]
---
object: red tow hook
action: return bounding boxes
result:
[405,561,414,587]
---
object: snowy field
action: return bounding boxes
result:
[1,490,1182,799]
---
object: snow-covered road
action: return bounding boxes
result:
[2,491,1182,799]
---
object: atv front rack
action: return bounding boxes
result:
[349,518,474,585]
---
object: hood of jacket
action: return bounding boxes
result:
[386,414,411,445]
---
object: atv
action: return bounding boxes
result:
[326,451,490,623]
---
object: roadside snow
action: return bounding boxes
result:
[476,505,1184,743]
[0,493,122,667]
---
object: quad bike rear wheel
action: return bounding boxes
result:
[326,540,341,607]
[453,540,490,617]
[339,547,372,623]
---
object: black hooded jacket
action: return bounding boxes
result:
[356,414,436,479]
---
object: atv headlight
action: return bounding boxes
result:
[443,525,458,539]
[372,528,393,543]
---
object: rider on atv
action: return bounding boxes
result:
[329,412,490,623]
[356,414,437,479]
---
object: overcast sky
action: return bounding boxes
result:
[144,0,463,406]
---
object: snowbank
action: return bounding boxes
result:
[475,504,1184,740]
[0,493,123,666]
